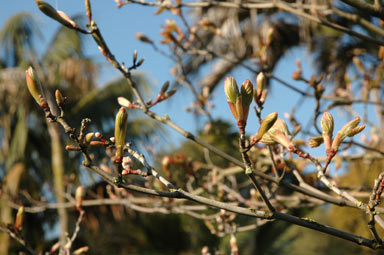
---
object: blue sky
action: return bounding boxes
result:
[1,0,367,161]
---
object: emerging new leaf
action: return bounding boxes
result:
[308,136,324,148]
[253,112,278,142]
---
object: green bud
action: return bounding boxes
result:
[339,116,361,140]
[308,136,324,148]
[114,107,128,159]
[321,112,334,136]
[253,112,278,142]
[26,66,47,107]
[347,124,366,137]
[160,81,170,94]
[260,119,293,150]
[224,77,239,104]
[331,116,364,150]
[35,1,77,28]
[14,206,24,231]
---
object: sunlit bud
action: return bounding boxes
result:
[256,72,265,99]
[240,80,253,123]
[253,112,278,142]
[117,97,131,108]
[114,107,128,159]
[26,66,47,107]
[331,117,363,150]
[50,242,60,253]
[347,124,366,137]
[133,50,138,63]
[14,206,24,231]
[260,119,295,151]
[65,145,81,151]
[321,112,334,136]
[135,33,154,44]
[56,10,78,28]
[84,132,94,144]
[339,116,361,140]
[73,246,89,255]
[35,1,77,28]
[160,81,170,95]
[224,77,240,120]
[89,141,105,147]
[224,77,239,104]
[308,136,324,148]
[85,0,92,22]
[259,89,268,104]
[55,89,64,106]
[75,186,84,211]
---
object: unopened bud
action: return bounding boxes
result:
[240,80,253,124]
[56,10,78,28]
[135,33,154,44]
[35,1,77,28]
[331,117,364,150]
[253,112,278,142]
[55,89,64,106]
[160,81,170,95]
[347,124,366,137]
[14,206,24,231]
[256,72,265,99]
[224,77,239,104]
[308,136,324,148]
[133,49,138,63]
[26,66,47,107]
[84,132,94,144]
[260,119,294,151]
[75,186,84,211]
[321,112,334,136]
[85,0,92,21]
[165,88,177,98]
[114,107,128,159]
[117,97,131,108]
[224,77,240,120]
[73,246,89,255]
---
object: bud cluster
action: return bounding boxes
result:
[309,112,365,158]
[224,77,254,133]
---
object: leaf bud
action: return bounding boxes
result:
[14,206,24,231]
[75,186,84,211]
[253,112,278,142]
[26,66,47,107]
[308,136,324,148]
[114,107,128,159]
